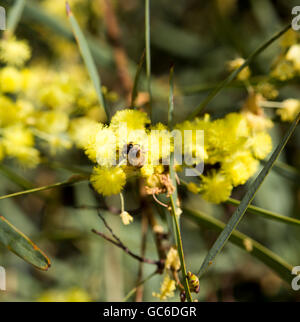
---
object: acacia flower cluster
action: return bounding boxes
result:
[0,37,116,167]
[81,108,272,207]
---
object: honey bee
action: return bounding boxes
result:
[121,142,145,167]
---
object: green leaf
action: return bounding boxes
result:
[123,271,156,302]
[168,72,192,301]
[131,50,145,108]
[0,175,88,201]
[226,197,300,227]
[263,160,300,185]
[181,179,300,227]
[187,24,291,119]
[0,164,33,190]
[17,0,113,66]
[168,64,175,127]
[169,160,192,300]
[197,113,299,278]
[66,2,109,119]
[184,208,294,284]
[6,0,25,35]
[145,0,152,118]
[0,216,50,270]
[170,194,193,302]
[12,0,167,100]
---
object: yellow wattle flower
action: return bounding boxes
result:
[152,274,176,300]
[91,166,126,196]
[120,211,133,225]
[0,95,19,126]
[286,44,300,72]
[200,171,233,204]
[110,109,150,131]
[165,247,181,271]
[141,164,155,177]
[36,111,69,134]
[0,66,22,93]
[69,117,99,148]
[271,59,295,81]
[0,141,5,161]
[187,182,200,194]
[2,125,40,167]
[277,99,300,122]
[222,152,258,186]
[0,37,31,67]
[250,132,272,160]
[227,57,251,81]
[38,287,91,302]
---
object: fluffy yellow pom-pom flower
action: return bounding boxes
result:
[165,247,181,271]
[0,37,31,67]
[140,164,155,177]
[200,171,233,204]
[0,141,4,161]
[69,117,99,148]
[0,96,19,126]
[0,66,22,93]
[36,111,69,134]
[147,124,173,164]
[110,109,150,130]
[227,57,251,81]
[94,127,117,166]
[91,166,126,196]
[38,287,91,302]
[152,274,176,300]
[222,152,259,186]
[276,99,300,122]
[83,125,118,166]
[286,44,300,72]
[250,132,272,160]
[187,182,200,194]
[271,59,295,81]
[2,125,40,167]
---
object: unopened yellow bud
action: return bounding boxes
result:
[120,211,133,225]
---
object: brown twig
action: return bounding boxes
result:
[92,212,164,270]
[172,270,185,291]
[102,0,133,102]
[152,193,169,208]
[92,229,161,267]
[144,200,167,271]
[135,213,149,301]
[97,209,123,244]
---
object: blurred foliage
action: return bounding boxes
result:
[0,0,299,302]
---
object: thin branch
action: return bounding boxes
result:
[187,23,291,119]
[0,175,88,201]
[145,0,152,118]
[92,229,161,266]
[169,195,193,302]
[169,152,193,302]
[135,213,149,301]
[102,0,133,102]
[146,202,167,269]
[97,210,123,245]
[92,212,164,269]
[123,270,157,302]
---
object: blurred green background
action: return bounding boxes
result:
[0,0,299,302]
